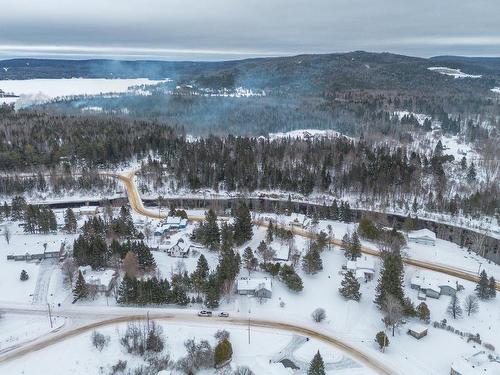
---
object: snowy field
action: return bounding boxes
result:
[0,321,374,375]
[0,313,65,353]
[427,67,482,79]
[0,78,167,107]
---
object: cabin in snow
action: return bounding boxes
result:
[407,229,436,246]
[346,256,375,282]
[407,324,428,340]
[237,277,272,298]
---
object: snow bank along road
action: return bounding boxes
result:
[0,305,396,375]
[114,171,499,291]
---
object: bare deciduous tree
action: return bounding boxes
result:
[3,226,11,245]
[311,308,326,323]
[61,258,77,286]
[382,294,404,336]
[447,295,463,319]
[123,251,140,278]
[463,295,479,317]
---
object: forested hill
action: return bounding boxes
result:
[2,52,499,96]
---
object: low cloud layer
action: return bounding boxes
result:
[1,0,499,60]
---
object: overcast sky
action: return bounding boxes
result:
[1,0,499,60]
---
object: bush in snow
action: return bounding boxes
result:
[120,321,164,355]
[234,366,255,375]
[215,329,230,342]
[311,308,326,323]
[110,360,127,374]
[375,331,389,352]
[175,339,214,374]
[91,330,109,352]
[214,338,233,368]
[20,270,29,281]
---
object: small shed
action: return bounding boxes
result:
[407,324,428,339]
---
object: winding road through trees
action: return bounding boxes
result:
[116,170,499,291]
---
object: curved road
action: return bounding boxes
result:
[116,171,499,291]
[0,307,396,375]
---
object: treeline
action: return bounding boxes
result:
[141,136,497,218]
[0,169,117,196]
[0,108,181,170]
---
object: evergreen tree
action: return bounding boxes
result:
[64,208,78,233]
[475,270,490,299]
[214,338,233,366]
[205,273,221,309]
[10,196,27,221]
[467,162,477,183]
[339,271,361,301]
[375,331,389,351]
[488,277,496,298]
[242,247,258,275]
[375,250,405,307]
[73,270,88,303]
[307,351,325,375]
[205,209,221,250]
[279,264,303,292]
[266,221,274,243]
[347,232,361,260]
[302,248,323,274]
[233,204,253,246]
[330,200,339,221]
[416,302,430,323]
[20,269,29,281]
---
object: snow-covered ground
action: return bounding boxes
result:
[1,209,499,374]
[0,313,65,353]
[492,87,500,94]
[427,67,482,79]
[0,78,168,107]
[0,320,374,375]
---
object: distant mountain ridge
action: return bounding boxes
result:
[1,51,499,97]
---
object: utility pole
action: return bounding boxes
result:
[47,303,53,329]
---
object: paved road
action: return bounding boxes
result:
[0,305,397,375]
[115,171,499,291]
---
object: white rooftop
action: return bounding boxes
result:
[451,351,500,375]
[407,324,428,334]
[237,277,272,292]
[408,229,436,239]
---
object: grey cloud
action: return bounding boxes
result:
[0,0,499,60]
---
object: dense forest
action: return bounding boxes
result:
[139,135,498,219]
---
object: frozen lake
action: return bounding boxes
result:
[0,77,167,107]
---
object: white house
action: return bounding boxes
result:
[79,266,117,293]
[166,239,190,258]
[346,256,375,282]
[411,272,460,299]
[237,277,272,298]
[408,229,436,246]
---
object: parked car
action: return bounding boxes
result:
[198,310,212,317]
[219,312,229,318]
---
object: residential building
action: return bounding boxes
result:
[346,256,375,282]
[408,229,436,246]
[237,277,272,298]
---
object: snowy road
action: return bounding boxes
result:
[0,304,397,375]
[31,259,57,305]
[115,170,499,291]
